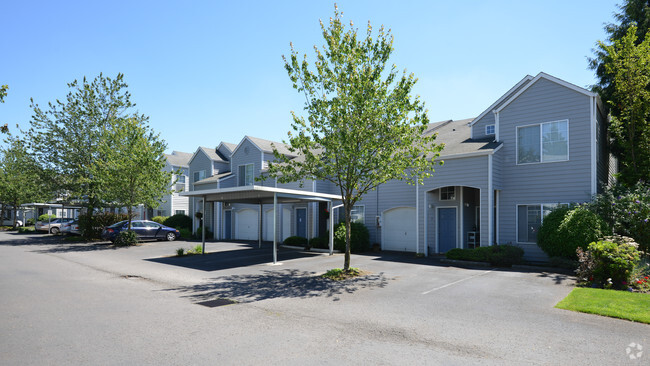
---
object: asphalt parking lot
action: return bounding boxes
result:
[0,231,647,365]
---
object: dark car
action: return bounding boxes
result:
[101,220,180,242]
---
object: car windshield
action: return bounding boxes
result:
[108,220,127,228]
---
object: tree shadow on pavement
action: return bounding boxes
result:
[537,272,574,285]
[0,232,117,253]
[167,269,392,303]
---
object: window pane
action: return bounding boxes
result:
[517,126,540,164]
[527,205,541,242]
[542,121,568,162]
[351,206,364,223]
[238,165,246,186]
[246,164,254,185]
[517,206,528,242]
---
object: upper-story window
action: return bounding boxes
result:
[177,175,186,184]
[440,186,456,201]
[350,205,365,223]
[193,170,205,183]
[238,164,254,186]
[485,124,495,135]
[517,120,568,164]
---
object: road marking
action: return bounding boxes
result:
[421,270,494,295]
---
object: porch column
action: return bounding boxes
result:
[488,154,494,246]
[201,196,206,255]
[273,193,278,264]
[259,202,263,249]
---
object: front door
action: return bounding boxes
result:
[438,207,457,253]
[296,208,307,238]
[224,210,232,240]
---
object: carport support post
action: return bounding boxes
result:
[273,193,277,264]
[328,200,334,255]
[201,196,206,255]
[258,202,263,249]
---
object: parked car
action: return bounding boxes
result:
[61,220,80,235]
[35,218,75,234]
[101,220,181,242]
[1,219,23,227]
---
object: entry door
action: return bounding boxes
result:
[438,208,457,253]
[224,211,232,240]
[296,208,307,238]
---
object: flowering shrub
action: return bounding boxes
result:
[629,258,650,292]
[588,181,650,253]
[577,240,640,290]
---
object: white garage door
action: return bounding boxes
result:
[382,207,416,252]
[282,208,291,241]
[236,209,258,240]
[263,209,275,241]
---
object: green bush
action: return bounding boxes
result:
[114,230,138,247]
[283,236,308,246]
[537,206,609,259]
[163,214,192,230]
[178,228,191,239]
[445,245,524,267]
[194,226,212,239]
[78,212,132,239]
[578,240,641,290]
[333,222,370,253]
[38,214,56,222]
[26,218,35,225]
[17,226,35,233]
[151,215,169,225]
[176,248,185,256]
[309,236,329,249]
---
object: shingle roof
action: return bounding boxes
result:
[423,118,502,159]
[246,136,296,157]
[194,172,233,185]
[199,146,227,162]
[220,142,237,152]
[164,151,193,167]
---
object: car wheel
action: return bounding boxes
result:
[166,232,176,241]
[50,227,60,235]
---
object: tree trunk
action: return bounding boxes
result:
[344,203,352,272]
[127,207,133,230]
[11,201,18,229]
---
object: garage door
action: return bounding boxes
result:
[382,207,416,252]
[236,209,258,240]
[282,208,291,241]
[263,209,275,241]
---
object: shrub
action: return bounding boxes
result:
[587,181,650,253]
[176,248,185,256]
[188,244,203,254]
[26,218,35,225]
[333,222,370,253]
[283,236,308,246]
[537,206,609,259]
[78,212,132,239]
[114,230,138,247]
[38,214,56,222]
[194,226,212,239]
[588,240,640,290]
[17,226,35,233]
[309,236,329,249]
[151,215,169,225]
[163,214,192,230]
[629,257,650,292]
[178,228,191,239]
[444,245,524,267]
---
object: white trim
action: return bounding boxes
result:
[590,96,597,196]
[435,145,503,161]
[495,190,500,245]
[424,193,428,256]
[435,206,459,252]
[459,186,464,249]
[485,124,495,136]
[237,163,255,186]
[350,204,365,224]
[495,72,597,114]
[234,208,258,241]
[488,155,493,246]
[515,119,570,165]
[439,186,456,201]
[494,111,500,141]
[415,180,419,253]
[469,75,534,126]
[312,180,317,236]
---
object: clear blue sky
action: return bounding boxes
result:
[1,0,618,154]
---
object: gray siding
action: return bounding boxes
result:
[472,78,532,139]
[496,77,593,261]
[213,161,229,174]
[189,149,215,227]
[230,139,262,187]
[171,167,189,215]
[217,145,232,160]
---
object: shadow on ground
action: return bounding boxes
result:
[537,272,574,285]
[146,244,323,272]
[167,268,391,303]
[0,232,118,253]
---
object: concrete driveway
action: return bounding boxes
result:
[0,231,647,365]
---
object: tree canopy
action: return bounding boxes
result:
[1,84,8,134]
[269,7,444,271]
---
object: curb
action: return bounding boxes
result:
[440,258,491,267]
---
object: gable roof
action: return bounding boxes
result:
[188,146,227,165]
[193,172,233,186]
[469,74,534,127]
[232,136,297,158]
[494,72,597,113]
[218,142,237,152]
[424,118,502,159]
[164,151,193,168]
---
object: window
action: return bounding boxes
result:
[193,170,205,182]
[350,205,365,223]
[485,124,495,135]
[175,210,186,215]
[517,203,568,243]
[238,164,254,186]
[517,120,568,164]
[177,175,186,184]
[440,186,456,201]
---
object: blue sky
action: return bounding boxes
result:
[1,1,618,154]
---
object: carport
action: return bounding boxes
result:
[180,185,343,264]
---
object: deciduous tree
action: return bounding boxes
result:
[269,7,444,271]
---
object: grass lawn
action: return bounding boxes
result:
[556,287,650,324]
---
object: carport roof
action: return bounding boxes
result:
[180,185,342,204]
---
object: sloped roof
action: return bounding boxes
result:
[220,142,237,152]
[189,146,228,165]
[194,172,233,186]
[424,118,502,159]
[164,151,193,167]
[246,136,296,157]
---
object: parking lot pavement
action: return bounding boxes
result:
[0,231,648,365]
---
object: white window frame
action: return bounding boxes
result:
[439,186,456,201]
[485,124,495,135]
[193,170,205,183]
[238,164,254,186]
[516,119,569,165]
[350,205,365,224]
[515,203,568,244]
